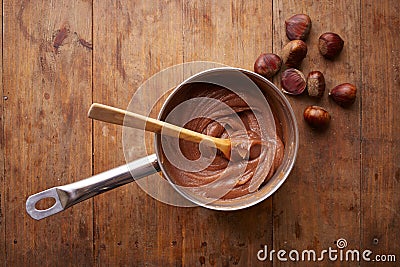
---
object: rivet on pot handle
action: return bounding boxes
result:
[26,154,160,220]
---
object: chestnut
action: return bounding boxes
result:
[303,106,331,129]
[281,68,306,95]
[281,40,308,68]
[307,71,325,98]
[254,53,282,79]
[285,14,312,41]
[329,83,357,106]
[318,32,344,59]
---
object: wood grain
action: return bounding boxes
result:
[3,0,93,265]
[93,0,184,266]
[272,1,361,266]
[0,1,4,263]
[361,1,400,266]
[182,0,274,266]
[1,0,399,266]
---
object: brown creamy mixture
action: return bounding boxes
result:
[161,84,284,200]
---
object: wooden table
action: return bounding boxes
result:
[1,1,399,266]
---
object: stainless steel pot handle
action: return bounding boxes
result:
[26,154,160,220]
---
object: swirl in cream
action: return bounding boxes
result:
[160,83,284,201]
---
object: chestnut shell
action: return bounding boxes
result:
[254,53,282,79]
[303,106,331,129]
[285,14,312,41]
[329,83,357,106]
[281,68,306,95]
[281,40,308,68]
[307,71,325,98]
[319,32,344,60]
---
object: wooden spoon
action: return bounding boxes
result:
[88,103,232,159]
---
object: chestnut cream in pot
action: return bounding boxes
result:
[155,68,297,209]
[159,83,284,200]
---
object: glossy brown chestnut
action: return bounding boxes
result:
[303,106,331,129]
[285,14,312,41]
[329,83,357,106]
[307,71,325,98]
[254,53,282,79]
[319,32,344,59]
[281,40,308,68]
[281,68,306,95]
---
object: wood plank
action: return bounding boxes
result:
[272,1,361,265]
[0,1,4,263]
[3,1,93,265]
[361,1,400,266]
[182,0,274,265]
[92,0,184,265]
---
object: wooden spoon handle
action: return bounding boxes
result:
[88,103,162,131]
[87,103,226,147]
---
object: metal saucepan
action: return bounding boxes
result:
[26,67,298,220]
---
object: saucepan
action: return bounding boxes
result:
[26,67,298,220]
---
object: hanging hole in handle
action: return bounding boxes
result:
[35,197,57,210]
[26,188,65,220]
